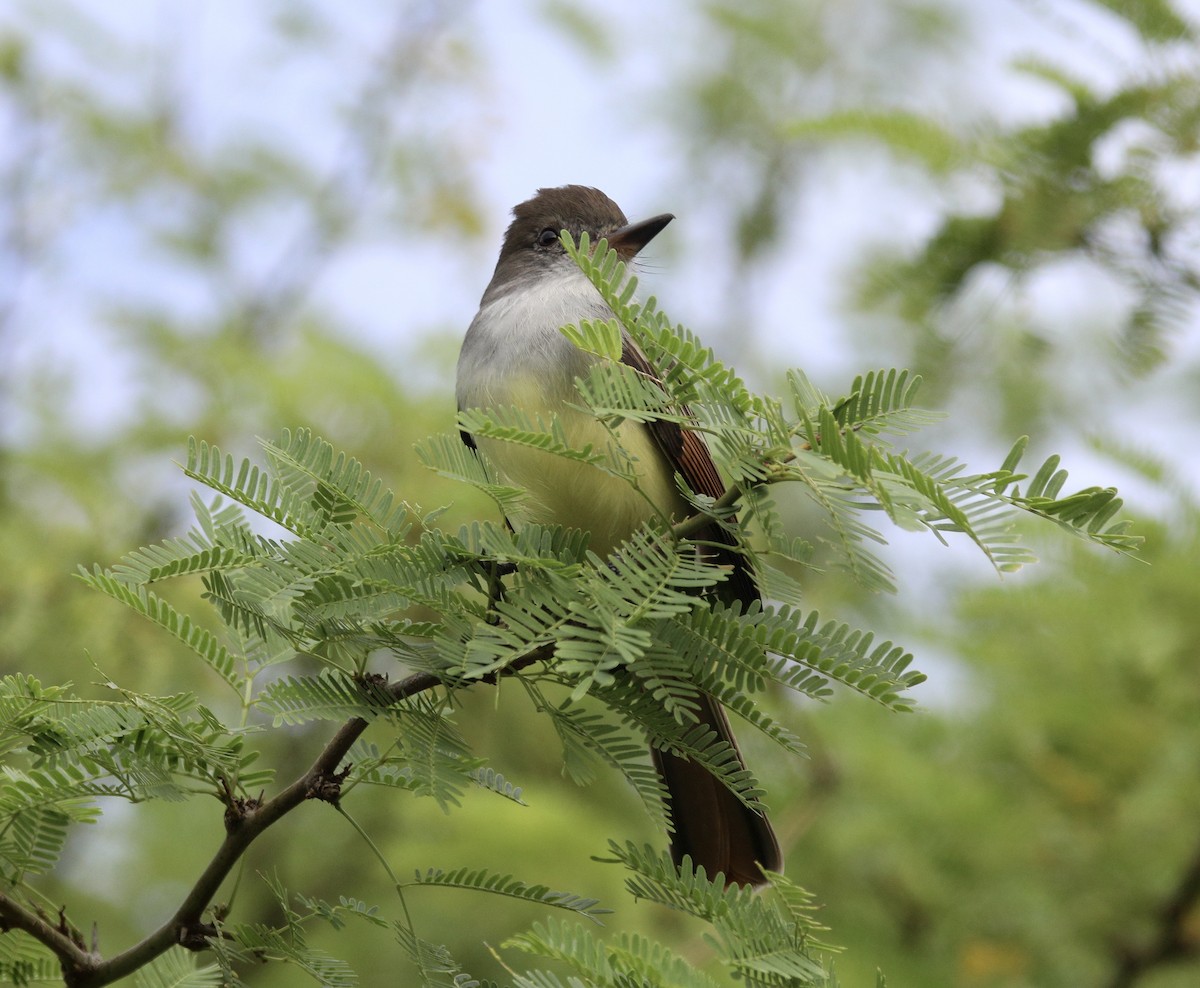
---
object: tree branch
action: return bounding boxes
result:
[6,657,533,987]
[0,895,94,974]
[667,445,805,544]
[669,482,747,542]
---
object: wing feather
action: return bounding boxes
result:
[619,336,757,604]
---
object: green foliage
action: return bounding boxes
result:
[79,566,243,693]
[0,673,271,875]
[565,235,1137,595]
[505,918,725,988]
[503,842,835,987]
[5,3,1190,984]
[535,840,835,988]
[791,503,1200,987]
[864,62,1200,350]
[0,235,1132,984]
[132,951,223,988]
[0,223,1139,985]
[0,926,60,985]
[212,922,357,987]
[407,867,609,923]
[207,875,393,987]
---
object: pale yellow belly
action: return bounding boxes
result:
[477,405,686,557]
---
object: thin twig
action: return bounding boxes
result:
[16,644,551,987]
[669,483,747,542]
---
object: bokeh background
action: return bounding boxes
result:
[2,1,1199,985]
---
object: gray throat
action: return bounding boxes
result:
[456,260,614,412]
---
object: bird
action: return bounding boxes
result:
[456,185,781,887]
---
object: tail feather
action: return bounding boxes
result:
[651,693,782,887]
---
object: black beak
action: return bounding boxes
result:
[608,212,674,259]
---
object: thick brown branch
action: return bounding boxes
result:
[0,894,96,977]
[52,645,552,988]
[55,667,445,987]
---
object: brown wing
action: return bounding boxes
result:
[621,335,779,886]
[619,335,757,605]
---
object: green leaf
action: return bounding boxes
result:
[407,867,610,923]
[133,950,223,988]
[213,923,357,987]
[77,567,243,692]
[505,916,724,988]
[414,431,529,518]
[0,932,63,986]
[255,670,399,726]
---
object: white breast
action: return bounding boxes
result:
[457,266,686,555]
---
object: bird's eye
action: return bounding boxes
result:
[536,227,561,248]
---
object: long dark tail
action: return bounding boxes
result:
[651,692,782,887]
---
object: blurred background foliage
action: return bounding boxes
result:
[1,0,1198,985]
